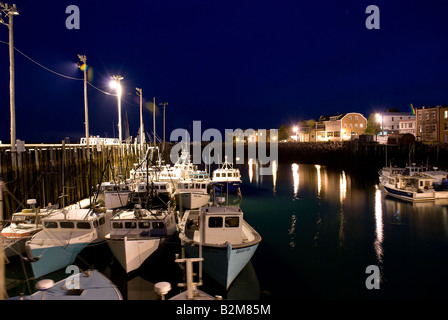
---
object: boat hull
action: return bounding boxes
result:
[8,270,123,300]
[184,242,259,289]
[2,237,30,257]
[175,192,210,210]
[107,236,161,273]
[104,191,132,209]
[383,185,448,202]
[27,242,89,279]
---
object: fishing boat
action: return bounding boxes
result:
[8,269,122,300]
[105,204,177,273]
[25,207,112,279]
[174,176,211,210]
[1,200,59,258]
[211,156,242,194]
[177,200,261,289]
[379,164,448,202]
[96,179,137,209]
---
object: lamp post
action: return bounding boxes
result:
[293,126,298,142]
[77,55,89,147]
[0,3,19,153]
[136,88,144,154]
[110,75,123,144]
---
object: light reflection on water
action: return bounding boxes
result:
[6,162,448,300]
[243,162,448,299]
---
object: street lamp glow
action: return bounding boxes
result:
[375,113,382,124]
[109,80,122,96]
[111,75,124,143]
[293,126,298,133]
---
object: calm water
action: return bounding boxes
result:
[5,162,448,300]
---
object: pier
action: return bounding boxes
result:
[0,142,168,220]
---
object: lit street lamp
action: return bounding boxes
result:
[293,126,298,141]
[110,75,124,144]
[77,54,89,147]
[0,3,19,152]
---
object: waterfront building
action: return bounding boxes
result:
[313,112,367,142]
[416,105,448,143]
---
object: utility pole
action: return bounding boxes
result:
[153,97,156,147]
[111,75,124,144]
[77,54,89,147]
[136,88,144,154]
[0,3,19,153]
[159,102,168,144]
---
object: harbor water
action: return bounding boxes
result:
[5,162,448,300]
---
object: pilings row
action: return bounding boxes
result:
[0,143,149,220]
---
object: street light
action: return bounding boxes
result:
[110,75,123,144]
[77,55,89,147]
[293,126,298,141]
[0,3,19,152]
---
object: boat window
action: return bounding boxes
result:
[201,184,206,189]
[93,220,99,228]
[160,185,166,190]
[196,184,200,189]
[139,222,150,229]
[60,221,75,229]
[77,222,91,229]
[99,217,105,225]
[112,222,123,229]
[152,222,165,229]
[208,217,223,228]
[225,217,239,228]
[227,173,232,177]
[125,222,137,229]
[216,173,221,178]
[44,221,58,228]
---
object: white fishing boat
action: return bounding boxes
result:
[211,156,242,194]
[1,200,59,258]
[174,178,211,210]
[379,165,448,202]
[25,207,112,279]
[8,269,122,300]
[177,201,261,289]
[96,179,137,209]
[105,204,177,273]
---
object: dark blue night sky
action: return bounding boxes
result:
[0,0,447,143]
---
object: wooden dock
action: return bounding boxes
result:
[0,142,164,220]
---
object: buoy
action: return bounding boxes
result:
[36,279,54,291]
[35,279,54,300]
[154,282,171,300]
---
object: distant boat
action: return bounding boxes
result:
[1,200,59,258]
[105,204,177,273]
[211,156,242,194]
[96,179,137,209]
[379,165,448,202]
[8,269,122,300]
[25,207,112,279]
[174,174,211,210]
[177,201,261,289]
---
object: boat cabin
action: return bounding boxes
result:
[201,206,243,245]
[177,181,209,192]
[109,209,175,238]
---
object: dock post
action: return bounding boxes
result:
[0,177,3,222]
[0,177,4,300]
